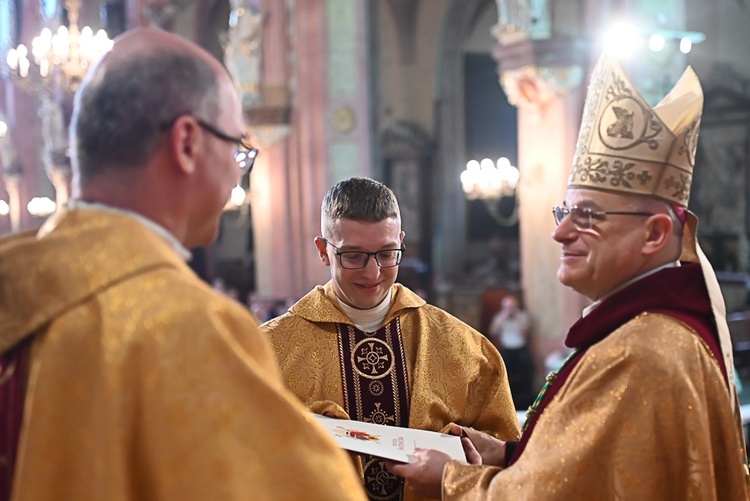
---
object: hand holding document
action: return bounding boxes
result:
[314,414,466,464]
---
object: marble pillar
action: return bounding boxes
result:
[492,37,591,377]
[250,0,373,301]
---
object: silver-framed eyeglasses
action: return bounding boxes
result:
[161,116,259,175]
[552,205,654,230]
[324,240,404,270]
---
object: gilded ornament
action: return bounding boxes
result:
[331,105,357,134]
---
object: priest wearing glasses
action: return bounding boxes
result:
[262,176,521,501]
[0,28,365,501]
[387,53,749,499]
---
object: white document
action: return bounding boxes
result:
[314,414,466,464]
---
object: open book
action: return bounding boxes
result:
[314,414,466,464]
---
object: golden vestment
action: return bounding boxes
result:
[0,209,365,501]
[444,268,749,500]
[263,282,520,501]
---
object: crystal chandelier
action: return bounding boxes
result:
[4,0,113,93]
[461,157,519,200]
[460,157,520,226]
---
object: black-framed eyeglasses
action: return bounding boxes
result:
[161,116,258,175]
[552,205,654,230]
[324,239,404,270]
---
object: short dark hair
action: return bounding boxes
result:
[70,50,220,184]
[321,177,400,237]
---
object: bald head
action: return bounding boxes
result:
[70,28,228,189]
[101,28,226,76]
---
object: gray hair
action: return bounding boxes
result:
[70,50,220,184]
[321,177,400,238]
[631,196,684,238]
[643,198,684,238]
[663,203,685,238]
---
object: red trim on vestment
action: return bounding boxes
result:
[0,337,33,501]
[510,263,723,465]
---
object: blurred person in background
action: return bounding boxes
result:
[487,294,535,408]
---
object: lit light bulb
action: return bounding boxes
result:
[602,22,640,58]
[6,48,18,70]
[648,34,665,52]
[497,157,519,190]
[680,37,692,54]
[230,185,246,206]
[27,197,56,217]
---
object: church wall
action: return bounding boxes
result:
[375,0,449,137]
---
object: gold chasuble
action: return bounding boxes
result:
[442,265,749,500]
[440,52,748,501]
[263,282,521,501]
[0,209,365,501]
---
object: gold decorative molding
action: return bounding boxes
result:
[492,36,588,108]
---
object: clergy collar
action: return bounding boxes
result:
[336,288,393,333]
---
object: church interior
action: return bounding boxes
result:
[2,0,750,415]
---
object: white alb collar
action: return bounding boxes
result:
[337,288,393,333]
[66,200,192,261]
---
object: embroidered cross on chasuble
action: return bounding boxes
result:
[337,318,411,501]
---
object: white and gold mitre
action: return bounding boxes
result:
[569,53,703,207]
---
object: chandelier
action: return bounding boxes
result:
[4,0,113,93]
[460,157,520,226]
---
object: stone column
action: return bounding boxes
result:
[492,37,591,378]
[249,0,373,301]
[517,91,590,368]
[247,0,327,301]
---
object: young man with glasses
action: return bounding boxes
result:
[262,176,521,501]
[388,54,749,499]
[0,28,364,501]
